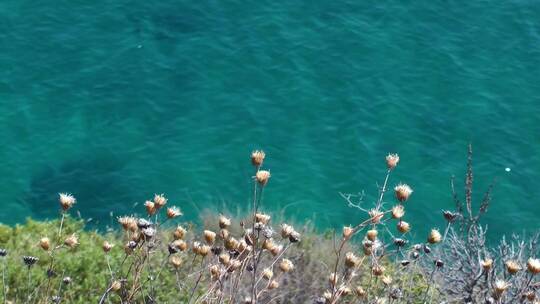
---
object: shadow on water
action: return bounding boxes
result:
[23,153,138,227]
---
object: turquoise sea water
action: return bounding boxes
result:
[0,1,539,239]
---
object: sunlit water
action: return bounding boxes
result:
[0,1,539,240]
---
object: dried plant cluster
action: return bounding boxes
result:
[0,146,538,304]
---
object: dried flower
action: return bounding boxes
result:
[173,226,187,240]
[39,237,50,251]
[153,194,167,208]
[279,258,294,273]
[59,193,76,211]
[527,258,540,275]
[23,256,39,267]
[219,253,230,265]
[102,241,114,253]
[343,226,354,239]
[64,234,79,248]
[382,275,392,285]
[255,170,271,186]
[369,209,384,224]
[397,221,411,233]
[145,201,156,215]
[443,210,459,222]
[391,205,405,219]
[172,239,188,252]
[345,252,360,268]
[111,280,122,292]
[118,216,137,231]
[251,150,266,167]
[493,280,510,297]
[224,237,239,250]
[386,153,399,170]
[268,280,279,290]
[372,265,385,276]
[280,224,295,238]
[204,230,217,244]
[328,273,338,286]
[505,260,521,274]
[262,268,273,280]
[427,229,442,244]
[270,244,283,256]
[289,231,301,243]
[137,218,152,229]
[170,256,182,269]
[394,184,413,202]
[255,213,271,225]
[354,286,366,298]
[219,215,231,229]
[481,258,493,271]
[338,286,352,296]
[62,277,72,285]
[166,206,182,219]
[366,229,378,241]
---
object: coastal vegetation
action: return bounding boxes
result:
[0,147,538,303]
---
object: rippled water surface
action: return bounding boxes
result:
[0,1,539,238]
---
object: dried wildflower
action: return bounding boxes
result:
[262,238,275,251]
[219,253,230,265]
[52,295,61,303]
[381,275,392,285]
[170,255,182,269]
[393,238,407,247]
[39,237,50,251]
[527,258,540,275]
[262,226,274,238]
[209,264,220,278]
[354,286,366,298]
[137,218,152,229]
[145,201,156,215]
[255,213,271,224]
[481,258,493,271]
[338,286,352,296]
[153,194,167,208]
[228,260,242,272]
[372,265,385,276]
[423,244,432,254]
[391,205,405,219]
[343,226,354,239]
[427,229,442,244]
[524,291,536,301]
[493,280,510,297]
[219,215,231,229]
[255,170,271,186]
[59,193,76,211]
[118,216,137,231]
[268,280,279,290]
[443,210,459,222]
[251,150,266,167]
[219,229,229,240]
[328,273,338,286]
[394,184,413,202]
[345,252,360,268]
[111,280,122,292]
[289,231,301,243]
[62,276,72,285]
[397,221,410,233]
[366,229,378,241]
[64,234,79,248]
[102,241,114,253]
[279,258,294,273]
[198,244,211,256]
[238,240,250,252]
[369,209,384,224]
[280,224,295,238]
[386,153,399,170]
[262,268,273,280]
[23,256,39,267]
[225,237,239,250]
[410,251,419,259]
[505,260,521,274]
[173,226,187,240]
[204,230,216,244]
[270,244,283,256]
[166,206,182,219]
[142,227,156,239]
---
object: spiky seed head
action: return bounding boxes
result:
[381,275,392,285]
[338,286,352,296]
[391,205,405,219]
[198,244,211,256]
[268,280,279,290]
[386,153,399,170]
[527,258,540,275]
[219,229,229,240]
[255,170,271,186]
[443,210,459,222]
[59,193,76,211]
[153,194,167,208]
[262,268,273,280]
[262,238,275,251]
[328,273,338,286]
[372,265,385,276]
[343,226,354,239]
[323,291,333,301]
[345,252,360,268]
[368,209,384,224]
[118,216,137,231]
[172,239,188,252]
[238,239,249,252]
[111,280,122,292]
[279,258,294,273]
[209,264,221,279]
[170,255,182,269]
[62,277,72,285]
[64,234,79,248]
[204,230,217,244]
[219,215,231,229]
[255,213,271,225]
[280,224,295,238]
[102,241,114,253]
[144,201,156,215]
[427,229,442,244]
[366,229,378,241]
[39,237,50,251]
[355,286,366,298]
[397,221,411,233]
[22,256,39,267]
[228,260,242,272]
[251,150,266,167]
[173,226,187,240]
[289,230,301,243]
[224,237,239,250]
[166,206,182,219]
[219,253,230,265]
[524,291,536,301]
[493,280,510,296]
[270,244,283,256]
[505,260,521,274]
[481,258,493,271]
[394,184,413,202]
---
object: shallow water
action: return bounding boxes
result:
[0,1,539,239]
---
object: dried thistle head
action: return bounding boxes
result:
[345,252,360,268]
[394,184,413,202]
[505,260,521,274]
[255,170,271,186]
[527,258,540,275]
[270,244,283,256]
[111,280,122,292]
[381,275,392,285]
[481,258,493,271]
[427,229,442,244]
[354,286,366,298]
[153,194,167,208]
[170,255,182,269]
[262,268,273,280]
[64,234,79,249]
[328,273,339,286]
[279,258,294,273]
[251,150,265,167]
[255,213,271,225]
[372,264,385,276]
[386,153,399,170]
[443,210,459,222]
[280,224,295,238]
[391,205,405,219]
[23,256,39,267]
[338,286,352,296]
[224,237,239,250]
[219,215,231,229]
[204,230,217,244]
[102,241,114,253]
[268,280,279,290]
[368,209,384,224]
[144,201,156,216]
[397,221,411,233]
[219,253,230,265]
[166,206,182,219]
[366,229,378,241]
[39,237,50,251]
[343,226,354,239]
[118,216,137,232]
[172,239,188,252]
[173,226,187,240]
[59,193,76,211]
[493,279,510,297]
[0,249,6,257]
